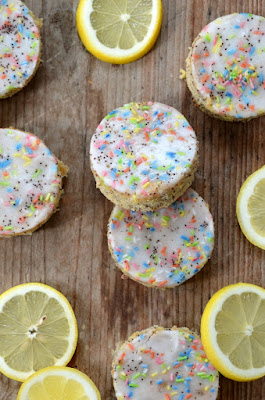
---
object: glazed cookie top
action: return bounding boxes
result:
[189,13,265,119]
[112,326,219,400]
[90,102,197,200]
[108,188,214,288]
[0,129,63,236]
[0,0,41,98]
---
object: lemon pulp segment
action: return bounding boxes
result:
[248,178,265,237]
[91,0,153,49]
[215,292,265,369]
[27,375,89,399]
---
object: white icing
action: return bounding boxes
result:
[0,129,63,236]
[108,188,214,288]
[90,102,197,198]
[190,13,265,119]
[0,0,41,97]
[113,327,219,400]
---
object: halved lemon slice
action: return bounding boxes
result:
[201,283,265,381]
[76,0,162,64]
[0,283,78,382]
[17,366,101,400]
[236,165,265,250]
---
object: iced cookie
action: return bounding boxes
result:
[186,13,265,121]
[0,0,41,98]
[112,326,219,400]
[0,128,67,237]
[90,102,198,211]
[108,188,214,288]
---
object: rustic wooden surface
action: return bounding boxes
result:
[1,0,265,399]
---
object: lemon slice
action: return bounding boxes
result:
[17,366,101,400]
[236,165,265,250]
[0,283,78,382]
[76,0,162,64]
[201,283,265,381]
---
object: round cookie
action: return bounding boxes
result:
[186,13,265,121]
[108,188,214,288]
[0,0,41,99]
[0,128,68,237]
[90,102,198,212]
[112,326,219,400]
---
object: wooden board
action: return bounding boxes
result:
[1,0,265,398]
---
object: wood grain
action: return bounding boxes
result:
[1,0,265,398]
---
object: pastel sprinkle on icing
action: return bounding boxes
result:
[108,188,214,288]
[90,102,197,199]
[112,327,219,400]
[0,0,41,97]
[190,13,265,119]
[0,128,63,236]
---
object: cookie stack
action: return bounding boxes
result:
[90,101,215,289]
